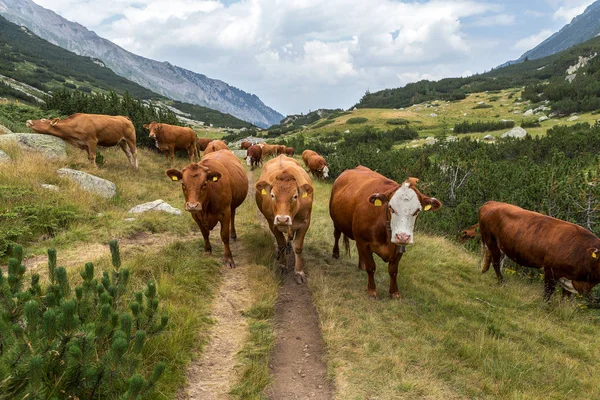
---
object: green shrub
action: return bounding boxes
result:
[346,117,369,124]
[312,119,335,129]
[387,118,410,125]
[521,119,541,128]
[454,120,514,134]
[472,104,493,109]
[0,241,168,399]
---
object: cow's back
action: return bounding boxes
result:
[201,150,248,209]
[63,113,135,146]
[204,140,229,154]
[302,149,318,164]
[160,125,196,147]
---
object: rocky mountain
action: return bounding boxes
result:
[503,0,600,67]
[0,0,283,128]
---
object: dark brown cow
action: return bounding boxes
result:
[246,144,262,170]
[302,149,329,179]
[143,121,198,165]
[204,140,229,154]
[255,155,314,283]
[284,147,295,156]
[240,141,252,150]
[197,138,214,152]
[479,201,600,300]
[166,150,248,268]
[330,166,441,298]
[460,223,480,243]
[26,113,137,168]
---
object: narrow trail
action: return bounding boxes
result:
[252,169,334,400]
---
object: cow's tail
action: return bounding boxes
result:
[480,241,491,274]
[343,234,351,257]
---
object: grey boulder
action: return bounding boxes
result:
[0,133,66,159]
[57,168,117,198]
[501,127,527,139]
[128,199,182,215]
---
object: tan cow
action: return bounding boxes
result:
[260,143,280,159]
[255,155,314,283]
[197,138,214,152]
[166,150,248,268]
[26,113,137,168]
[302,149,329,178]
[143,121,198,165]
[240,141,252,150]
[204,140,229,154]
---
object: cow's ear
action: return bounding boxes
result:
[208,172,222,182]
[368,193,388,207]
[255,180,271,196]
[421,196,442,211]
[588,248,600,259]
[143,124,149,130]
[50,118,60,126]
[166,169,183,182]
[300,184,313,197]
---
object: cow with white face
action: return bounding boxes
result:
[329,167,441,298]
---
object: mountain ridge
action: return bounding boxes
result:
[0,0,283,128]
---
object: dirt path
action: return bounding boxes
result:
[252,170,334,400]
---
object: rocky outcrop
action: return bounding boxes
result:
[501,127,528,139]
[0,133,66,158]
[128,200,181,215]
[57,168,117,198]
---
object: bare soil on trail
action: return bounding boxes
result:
[251,169,333,400]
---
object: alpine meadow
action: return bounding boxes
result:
[2,1,600,399]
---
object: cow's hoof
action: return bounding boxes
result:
[225,259,236,268]
[332,252,339,259]
[295,272,306,284]
[279,264,287,274]
[390,292,402,300]
[204,250,212,256]
[367,290,378,299]
[231,235,237,242]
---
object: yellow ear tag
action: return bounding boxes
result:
[302,192,308,198]
[171,176,178,181]
[424,204,432,211]
[212,176,218,182]
[261,189,267,195]
[374,199,382,207]
[593,252,598,259]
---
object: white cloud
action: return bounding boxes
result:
[469,13,516,27]
[513,29,553,52]
[553,0,595,22]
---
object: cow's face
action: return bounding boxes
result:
[369,178,441,245]
[166,164,221,213]
[256,173,313,231]
[26,118,59,133]
[144,122,162,139]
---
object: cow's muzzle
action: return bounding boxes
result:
[185,202,202,212]
[274,215,292,230]
[26,120,33,128]
[393,233,412,245]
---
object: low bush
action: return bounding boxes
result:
[454,120,514,134]
[346,117,369,124]
[472,104,493,109]
[386,118,410,125]
[521,119,541,128]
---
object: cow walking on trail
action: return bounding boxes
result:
[260,143,280,160]
[302,149,329,179]
[460,223,480,243]
[329,166,441,298]
[479,201,600,300]
[255,155,314,283]
[197,138,214,152]
[204,140,229,154]
[246,144,262,170]
[166,150,248,268]
[26,113,138,169]
[143,122,198,165]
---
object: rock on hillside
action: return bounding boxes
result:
[57,168,116,198]
[0,0,283,128]
[0,133,66,158]
[501,127,528,139]
[128,200,181,216]
[0,149,10,162]
[0,124,12,134]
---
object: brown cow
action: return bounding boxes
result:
[479,201,600,300]
[26,113,137,168]
[460,223,480,243]
[284,147,295,156]
[330,166,441,298]
[143,122,198,165]
[260,143,280,159]
[240,141,252,150]
[255,155,314,283]
[204,140,229,154]
[302,149,329,179]
[197,138,214,152]
[276,145,286,155]
[246,144,262,170]
[166,150,248,268]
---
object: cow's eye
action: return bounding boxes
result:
[271,193,275,199]
[293,194,298,201]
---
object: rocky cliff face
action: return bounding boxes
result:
[0,0,283,127]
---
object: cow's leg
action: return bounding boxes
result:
[332,227,341,259]
[481,242,492,274]
[388,254,403,299]
[543,270,557,301]
[230,206,237,241]
[270,224,288,272]
[118,140,135,168]
[292,222,310,284]
[220,210,235,268]
[194,216,212,255]
[169,145,175,166]
[484,239,504,283]
[124,138,138,169]
[86,140,98,167]
[357,244,377,298]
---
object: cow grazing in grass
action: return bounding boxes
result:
[204,140,229,154]
[255,155,314,283]
[246,144,262,170]
[284,147,295,156]
[260,144,280,159]
[166,150,248,268]
[460,223,480,243]
[26,113,137,168]
[240,141,252,150]
[143,122,198,165]
[302,149,329,179]
[479,201,600,300]
[197,138,214,152]
[330,166,441,298]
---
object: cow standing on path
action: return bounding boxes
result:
[246,144,262,170]
[26,113,138,169]
[144,121,198,165]
[329,166,441,298]
[166,150,248,268]
[479,201,600,300]
[255,155,314,283]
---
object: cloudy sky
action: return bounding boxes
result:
[33,0,597,115]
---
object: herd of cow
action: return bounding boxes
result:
[23,113,600,300]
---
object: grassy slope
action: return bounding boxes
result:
[303,178,600,399]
